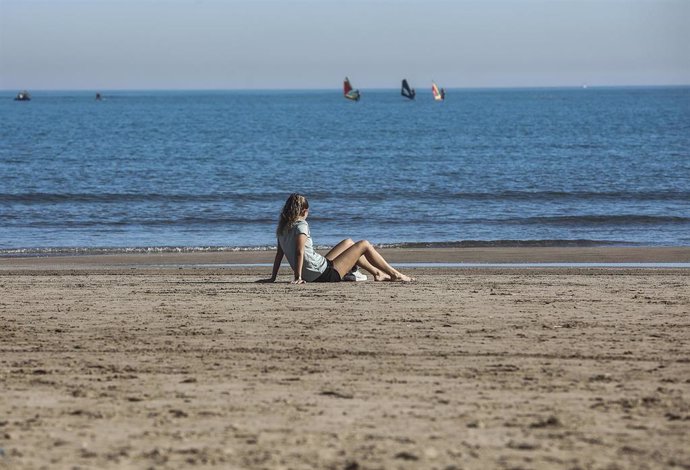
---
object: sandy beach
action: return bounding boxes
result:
[1,247,689,469]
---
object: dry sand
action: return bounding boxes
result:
[1,248,689,469]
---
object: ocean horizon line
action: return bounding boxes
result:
[3,84,689,94]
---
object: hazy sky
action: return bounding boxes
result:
[1,0,688,90]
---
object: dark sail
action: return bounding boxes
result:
[401,79,415,100]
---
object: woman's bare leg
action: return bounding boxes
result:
[325,238,386,279]
[324,238,354,260]
[331,240,413,282]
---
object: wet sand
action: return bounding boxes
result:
[2,245,689,268]
[1,248,689,469]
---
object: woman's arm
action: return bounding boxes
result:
[293,234,307,283]
[256,242,284,283]
[270,243,284,281]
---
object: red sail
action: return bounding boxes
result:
[344,78,353,95]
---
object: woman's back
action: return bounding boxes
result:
[278,219,327,282]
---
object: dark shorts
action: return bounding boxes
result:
[313,260,342,283]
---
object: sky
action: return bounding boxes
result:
[0,0,688,90]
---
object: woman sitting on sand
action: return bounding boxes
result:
[259,193,414,284]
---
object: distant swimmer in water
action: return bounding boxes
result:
[258,193,415,284]
[95,93,102,101]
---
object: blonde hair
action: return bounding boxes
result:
[277,193,309,235]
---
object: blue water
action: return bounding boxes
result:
[1,87,689,253]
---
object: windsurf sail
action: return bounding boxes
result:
[432,81,445,101]
[401,79,415,100]
[344,77,360,101]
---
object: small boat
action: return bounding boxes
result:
[343,77,360,101]
[432,82,445,101]
[401,79,416,100]
[14,90,31,101]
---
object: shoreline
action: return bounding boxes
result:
[1,246,689,270]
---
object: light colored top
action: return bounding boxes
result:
[278,219,328,282]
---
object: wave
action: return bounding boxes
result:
[443,190,690,203]
[6,215,336,229]
[0,239,639,257]
[0,245,278,257]
[2,189,690,204]
[0,192,290,204]
[503,215,690,226]
[378,239,636,248]
[5,213,687,230]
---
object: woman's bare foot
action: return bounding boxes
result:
[390,273,414,282]
[373,271,391,282]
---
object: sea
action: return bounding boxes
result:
[1,87,689,255]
